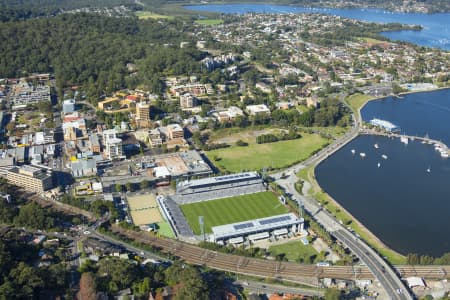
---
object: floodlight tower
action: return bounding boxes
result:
[298,198,304,218]
[199,216,205,241]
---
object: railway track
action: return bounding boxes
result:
[110,226,450,284]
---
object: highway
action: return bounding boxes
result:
[271,110,414,299]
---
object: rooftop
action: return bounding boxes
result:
[177,171,259,189]
[212,213,303,240]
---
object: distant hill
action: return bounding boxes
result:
[1,0,449,21]
[158,0,450,13]
[0,0,141,21]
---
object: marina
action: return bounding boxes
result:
[316,134,450,256]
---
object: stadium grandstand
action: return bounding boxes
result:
[157,195,194,238]
[172,171,265,204]
[211,213,304,245]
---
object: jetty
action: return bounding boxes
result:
[363,129,450,158]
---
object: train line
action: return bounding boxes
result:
[110,225,449,285]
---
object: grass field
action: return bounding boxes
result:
[180,192,289,234]
[195,19,224,25]
[360,37,388,45]
[156,222,175,238]
[345,93,374,120]
[135,11,174,20]
[269,241,318,263]
[206,133,329,172]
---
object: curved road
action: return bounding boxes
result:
[271,112,413,299]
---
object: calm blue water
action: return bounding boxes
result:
[315,135,450,256]
[362,89,450,146]
[185,4,450,50]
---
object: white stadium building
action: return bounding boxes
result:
[211,213,304,245]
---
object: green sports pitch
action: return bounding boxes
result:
[180,192,289,235]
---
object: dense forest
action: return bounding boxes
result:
[0,230,73,299]
[0,14,204,99]
[0,0,141,21]
[0,227,227,299]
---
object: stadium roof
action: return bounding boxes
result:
[212,213,303,240]
[178,171,260,189]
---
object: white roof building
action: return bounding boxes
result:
[406,277,425,288]
[211,213,304,243]
[246,104,271,116]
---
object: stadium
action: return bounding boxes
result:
[158,172,305,245]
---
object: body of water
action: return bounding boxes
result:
[362,88,450,146]
[315,134,450,256]
[185,3,450,257]
[185,4,450,50]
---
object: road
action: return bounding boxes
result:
[90,230,166,262]
[234,280,323,297]
[272,117,413,299]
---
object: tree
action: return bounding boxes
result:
[140,180,148,190]
[78,272,97,300]
[324,288,342,300]
[133,277,151,298]
[406,253,420,265]
[10,262,45,298]
[115,184,122,193]
[125,182,133,192]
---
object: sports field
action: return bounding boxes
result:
[127,194,163,226]
[206,133,329,172]
[194,19,224,25]
[135,11,174,20]
[180,192,289,234]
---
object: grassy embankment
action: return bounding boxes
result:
[344,93,374,123]
[268,241,319,263]
[297,165,406,264]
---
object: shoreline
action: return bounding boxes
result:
[304,160,406,263]
[358,85,450,119]
[181,2,450,15]
[307,86,450,262]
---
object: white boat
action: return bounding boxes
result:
[400,136,409,145]
[360,152,366,158]
[381,154,388,160]
[351,149,356,155]
[374,143,379,149]
[377,162,381,168]
[427,167,431,173]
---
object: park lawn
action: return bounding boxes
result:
[269,241,318,263]
[195,19,224,25]
[207,133,329,172]
[345,93,374,117]
[135,11,174,20]
[360,37,387,45]
[157,221,175,238]
[180,192,288,234]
